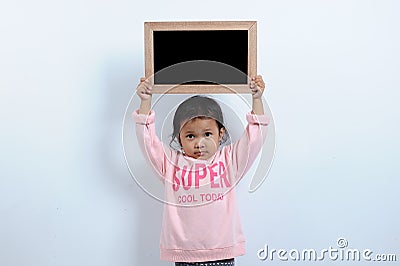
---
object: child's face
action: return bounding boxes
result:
[179,117,225,160]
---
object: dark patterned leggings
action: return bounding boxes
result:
[175,258,234,266]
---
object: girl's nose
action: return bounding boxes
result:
[195,138,206,148]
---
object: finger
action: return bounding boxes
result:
[142,80,152,90]
[253,77,264,88]
[253,75,262,83]
[254,75,263,81]
[139,78,147,86]
[255,79,265,88]
[140,78,153,90]
[254,76,264,83]
[250,80,255,88]
[137,82,147,91]
[256,83,265,90]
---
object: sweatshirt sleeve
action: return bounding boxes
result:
[229,112,269,182]
[132,110,172,178]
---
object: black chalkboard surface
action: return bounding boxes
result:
[153,30,248,84]
[144,21,257,94]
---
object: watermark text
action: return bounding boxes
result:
[257,238,397,262]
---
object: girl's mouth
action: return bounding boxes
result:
[195,151,207,156]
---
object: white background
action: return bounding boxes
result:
[1,0,399,265]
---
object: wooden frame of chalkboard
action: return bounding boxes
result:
[144,21,257,94]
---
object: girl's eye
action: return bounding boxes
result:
[186,134,194,139]
[205,132,212,137]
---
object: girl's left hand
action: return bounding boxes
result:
[250,75,265,99]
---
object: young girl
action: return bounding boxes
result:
[133,76,268,266]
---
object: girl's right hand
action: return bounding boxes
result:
[136,77,152,101]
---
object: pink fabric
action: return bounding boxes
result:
[133,110,269,262]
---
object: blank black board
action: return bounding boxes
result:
[153,30,248,84]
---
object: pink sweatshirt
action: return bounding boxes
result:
[133,110,269,262]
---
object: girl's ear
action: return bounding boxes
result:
[219,127,226,141]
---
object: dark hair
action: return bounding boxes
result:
[170,95,229,149]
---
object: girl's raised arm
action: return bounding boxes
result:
[134,78,172,178]
[137,77,152,114]
[228,75,268,182]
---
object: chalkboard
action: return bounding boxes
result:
[144,21,257,94]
